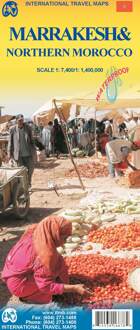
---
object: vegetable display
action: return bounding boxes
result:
[59,209,100,255]
[58,254,140,305]
[88,222,140,252]
[57,201,140,306]
[81,195,140,215]
[66,161,108,178]
[71,148,85,158]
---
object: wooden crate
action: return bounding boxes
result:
[2,181,11,209]
[128,170,140,188]
[118,170,140,188]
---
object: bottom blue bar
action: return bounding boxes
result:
[0,304,140,330]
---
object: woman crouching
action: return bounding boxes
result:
[2,216,88,304]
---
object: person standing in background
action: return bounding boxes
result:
[8,114,36,186]
[105,120,113,140]
[39,122,44,137]
[42,121,53,157]
[112,119,119,138]
[52,119,67,156]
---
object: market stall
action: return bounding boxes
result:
[54,98,140,153]
[32,99,71,125]
[53,184,140,306]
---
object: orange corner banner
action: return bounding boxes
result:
[116,1,133,12]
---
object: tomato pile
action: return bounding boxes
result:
[88,223,140,252]
[58,254,140,306]
[66,161,108,178]
[66,162,109,178]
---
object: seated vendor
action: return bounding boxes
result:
[105,138,138,178]
[2,216,88,304]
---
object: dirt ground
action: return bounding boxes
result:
[0,156,140,306]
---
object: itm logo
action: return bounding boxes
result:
[2,1,18,17]
[2,308,17,323]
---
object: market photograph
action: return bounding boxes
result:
[0,97,140,309]
[1,1,140,328]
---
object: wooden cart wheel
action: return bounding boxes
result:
[13,184,30,219]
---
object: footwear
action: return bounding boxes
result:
[19,297,26,303]
[19,297,33,304]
